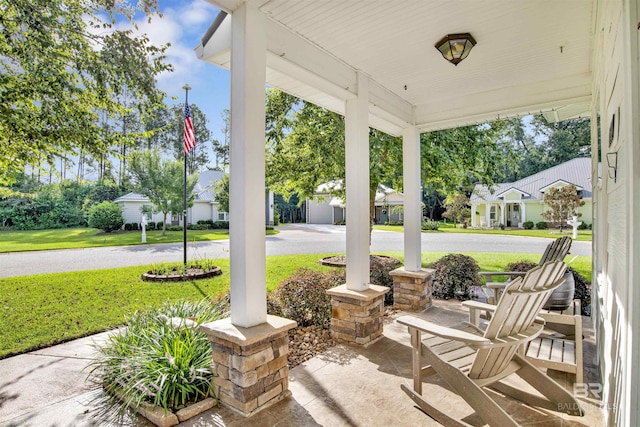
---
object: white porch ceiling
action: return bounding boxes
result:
[197,0,594,136]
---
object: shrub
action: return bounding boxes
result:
[124,223,132,231]
[212,220,229,229]
[187,223,208,230]
[505,260,538,273]
[88,201,124,232]
[536,221,548,230]
[523,221,534,230]
[370,256,402,306]
[428,254,481,300]
[266,226,274,231]
[421,220,440,231]
[146,221,155,230]
[197,219,214,228]
[89,299,227,418]
[156,221,163,230]
[130,222,139,231]
[166,225,183,231]
[270,268,345,328]
[568,267,591,315]
[578,222,590,230]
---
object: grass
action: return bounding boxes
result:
[0,252,591,359]
[373,222,593,241]
[0,227,279,253]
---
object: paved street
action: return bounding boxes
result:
[0,224,591,278]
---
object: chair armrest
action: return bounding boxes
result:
[462,300,497,326]
[397,315,492,348]
[479,271,527,278]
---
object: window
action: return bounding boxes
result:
[490,206,496,220]
[217,212,228,221]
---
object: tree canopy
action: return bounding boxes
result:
[541,184,585,231]
[0,0,171,185]
[128,149,197,235]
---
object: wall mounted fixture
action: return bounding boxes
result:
[435,33,476,65]
[606,151,618,183]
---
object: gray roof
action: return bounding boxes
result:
[471,158,592,202]
[113,192,149,203]
[114,170,225,204]
[193,169,224,202]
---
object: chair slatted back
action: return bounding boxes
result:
[539,236,572,265]
[468,261,567,380]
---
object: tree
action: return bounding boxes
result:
[164,104,211,174]
[442,194,471,228]
[0,0,171,186]
[128,149,197,235]
[212,109,231,171]
[88,201,124,232]
[214,174,229,214]
[264,89,514,233]
[541,185,585,232]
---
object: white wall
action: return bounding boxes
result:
[593,0,640,424]
[117,201,163,226]
[307,196,334,224]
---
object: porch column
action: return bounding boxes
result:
[485,204,491,226]
[520,202,526,227]
[402,126,421,272]
[229,1,267,328]
[471,203,477,228]
[345,72,370,291]
[500,202,505,226]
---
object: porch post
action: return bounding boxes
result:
[520,201,526,227]
[229,1,267,328]
[345,72,370,291]
[486,204,491,226]
[402,126,421,272]
[471,203,477,227]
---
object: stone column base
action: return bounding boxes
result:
[199,315,297,416]
[327,284,389,346]
[389,267,434,312]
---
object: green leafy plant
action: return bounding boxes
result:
[523,221,534,230]
[370,256,402,305]
[89,299,227,419]
[87,201,124,232]
[421,219,440,230]
[505,260,538,272]
[429,254,481,300]
[270,268,345,327]
[536,221,548,230]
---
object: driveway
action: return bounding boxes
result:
[0,224,591,278]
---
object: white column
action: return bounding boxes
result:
[521,201,526,226]
[267,190,274,225]
[402,126,421,272]
[471,203,477,227]
[485,204,491,226]
[229,2,267,328]
[345,72,370,291]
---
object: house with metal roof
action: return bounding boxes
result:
[306,181,404,224]
[470,157,592,228]
[114,170,229,227]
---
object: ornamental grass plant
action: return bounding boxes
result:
[89,299,228,421]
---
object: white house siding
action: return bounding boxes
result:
[592,0,640,424]
[190,201,215,223]
[116,200,164,225]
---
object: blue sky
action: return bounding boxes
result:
[123,0,229,147]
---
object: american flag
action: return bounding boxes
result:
[183,103,196,155]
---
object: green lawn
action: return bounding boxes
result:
[0,251,591,359]
[0,227,279,253]
[374,223,593,241]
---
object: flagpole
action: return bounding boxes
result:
[182,84,191,268]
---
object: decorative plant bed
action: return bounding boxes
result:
[141,266,222,282]
[319,254,400,267]
[133,396,217,427]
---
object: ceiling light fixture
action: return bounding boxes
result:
[435,33,476,66]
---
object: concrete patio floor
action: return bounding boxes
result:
[0,300,603,426]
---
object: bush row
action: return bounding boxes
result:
[196,219,229,229]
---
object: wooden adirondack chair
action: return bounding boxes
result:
[481,235,572,303]
[397,261,584,427]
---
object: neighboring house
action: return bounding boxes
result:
[115,169,245,227]
[470,158,593,228]
[306,182,404,224]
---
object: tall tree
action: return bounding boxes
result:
[0,0,171,186]
[541,184,585,232]
[212,109,231,171]
[128,149,197,235]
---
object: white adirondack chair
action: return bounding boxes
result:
[397,261,583,427]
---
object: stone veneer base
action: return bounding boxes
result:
[199,315,297,417]
[389,267,434,312]
[327,284,389,346]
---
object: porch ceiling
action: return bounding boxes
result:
[198,0,594,136]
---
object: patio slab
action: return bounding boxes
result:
[0,300,603,426]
